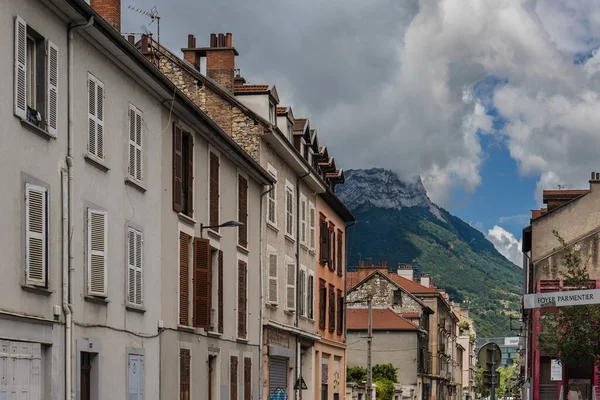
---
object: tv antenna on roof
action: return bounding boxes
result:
[128,5,161,46]
[557,184,572,190]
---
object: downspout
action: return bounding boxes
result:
[65,16,94,400]
[259,183,274,400]
[344,221,356,343]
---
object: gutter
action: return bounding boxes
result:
[65,15,94,400]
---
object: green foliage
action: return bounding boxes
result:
[347,365,367,384]
[497,356,519,396]
[473,363,489,397]
[345,205,522,337]
[538,231,600,368]
[375,379,395,400]
[373,364,398,383]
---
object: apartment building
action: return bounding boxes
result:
[454,305,476,400]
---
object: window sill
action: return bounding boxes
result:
[237,245,249,255]
[125,177,147,193]
[207,331,222,338]
[21,284,53,296]
[300,243,309,251]
[236,337,249,343]
[284,309,295,315]
[177,325,196,333]
[125,305,146,314]
[84,295,109,305]
[84,154,110,172]
[20,119,56,140]
[267,222,279,233]
[266,303,278,309]
[178,213,196,226]
[207,229,222,240]
[284,234,295,244]
[309,249,316,256]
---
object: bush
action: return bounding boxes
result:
[375,379,396,400]
[373,364,398,383]
[347,365,367,384]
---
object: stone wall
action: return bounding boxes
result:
[347,274,422,314]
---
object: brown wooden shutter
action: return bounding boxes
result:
[337,230,343,276]
[173,125,183,213]
[244,358,252,400]
[329,286,335,333]
[185,131,194,217]
[209,152,219,230]
[193,237,211,328]
[237,260,247,338]
[218,249,224,334]
[238,176,248,247]
[179,232,189,326]
[319,220,328,264]
[330,229,336,271]
[180,349,190,400]
[230,356,238,400]
[337,292,343,335]
[319,280,326,330]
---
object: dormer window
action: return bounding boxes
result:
[269,103,275,124]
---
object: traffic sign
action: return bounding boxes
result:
[478,343,502,372]
[482,371,500,386]
[523,288,600,309]
[294,376,308,390]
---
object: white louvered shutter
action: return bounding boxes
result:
[268,254,278,304]
[46,41,58,136]
[14,16,27,119]
[87,209,107,296]
[299,269,306,316]
[25,184,47,286]
[128,228,143,306]
[129,105,143,181]
[88,74,104,159]
[286,262,295,310]
[310,205,316,249]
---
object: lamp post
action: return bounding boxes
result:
[200,220,243,237]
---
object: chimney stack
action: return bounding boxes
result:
[397,264,414,281]
[420,273,430,288]
[90,0,121,32]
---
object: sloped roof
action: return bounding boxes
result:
[233,84,270,94]
[276,106,288,115]
[347,268,438,294]
[347,308,418,330]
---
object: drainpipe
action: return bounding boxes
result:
[65,16,94,400]
[259,183,274,400]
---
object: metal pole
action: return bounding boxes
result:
[490,347,497,400]
[367,297,373,400]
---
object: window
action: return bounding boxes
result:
[299,266,306,316]
[319,279,326,330]
[24,184,48,287]
[329,286,336,333]
[179,232,190,326]
[230,356,238,400]
[307,272,314,319]
[87,209,107,297]
[127,228,143,306]
[286,261,296,311]
[128,354,145,400]
[128,105,143,181]
[218,250,224,333]
[337,230,343,276]
[337,291,344,336]
[180,349,190,400]
[319,218,329,264]
[300,195,307,245]
[269,103,275,124]
[285,182,294,237]
[194,237,211,328]
[209,152,220,230]
[238,260,248,339]
[268,253,278,305]
[393,290,402,307]
[14,16,58,136]
[266,164,277,226]
[173,127,194,216]
[309,203,316,250]
[287,121,293,141]
[329,226,335,271]
[238,175,248,247]
[244,358,252,400]
[87,74,104,159]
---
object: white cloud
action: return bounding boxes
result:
[498,214,530,225]
[487,225,523,267]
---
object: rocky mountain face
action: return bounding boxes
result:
[337,168,523,337]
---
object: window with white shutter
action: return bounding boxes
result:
[87,209,107,297]
[285,261,295,311]
[128,105,143,181]
[268,253,278,305]
[128,354,145,400]
[14,16,27,120]
[87,74,104,159]
[309,203,316,250]
[46,41,58,136]
[299,267,306,316]
[300,196,307,245]
[307,272,314,319]
[127,228,143,306]
[266,164,277,226]
[25,183,47,286]
[285,181,294,237]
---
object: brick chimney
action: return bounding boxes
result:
[91,0,121,32]
[181,33,239,92]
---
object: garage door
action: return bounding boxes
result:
[269,356,288,397]
[0,341,41,400]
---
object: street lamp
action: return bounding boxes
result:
[200,220,243,237]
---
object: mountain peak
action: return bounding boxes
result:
[338,168,445,221]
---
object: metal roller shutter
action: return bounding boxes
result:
[268,356,288,397]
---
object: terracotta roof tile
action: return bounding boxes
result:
[542,189,588,198]
[347,308,418,330]
[233,84,270,94]
[401,312,421,319]
[276,106,288,115]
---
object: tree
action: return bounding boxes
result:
[374,379,395,400]
[347,366,367,384]
[538,231,600,368]
[373,364,398,383]
[497,356,519,397]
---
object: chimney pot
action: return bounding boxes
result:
[127,35,135,45]
[218,33,225,47]
[188,34,195,48]
[592,172,595,180]
[225,33,233,47]
[90,0,121,32]
[210,33,217,47]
